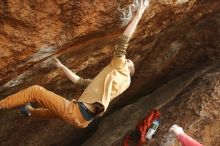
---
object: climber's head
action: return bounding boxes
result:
[126,59,135,76]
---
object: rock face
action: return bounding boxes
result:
[0,0,220,146]
[82,65,220,146]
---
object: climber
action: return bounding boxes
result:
[169,124,203,146]
[0,0,150,128]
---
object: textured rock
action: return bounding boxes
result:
[0,0,220,145]
[82,64,219,146]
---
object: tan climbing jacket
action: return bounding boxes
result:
[78,35,131,116]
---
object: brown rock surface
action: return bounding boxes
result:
[0,0,220,145]
[82,65,220,146]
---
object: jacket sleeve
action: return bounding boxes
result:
[76,78,92,88]
[114,35,130,57]
[177,133,203,146]
[112,35,130,68]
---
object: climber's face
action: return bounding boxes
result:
[126,59,135,77]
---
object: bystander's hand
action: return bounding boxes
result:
[169,124,185,136]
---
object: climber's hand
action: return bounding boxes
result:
[137,0,150,15]
[169,124,185,136]
[53,57,64,69]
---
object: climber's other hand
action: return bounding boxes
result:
[53,57,63,69]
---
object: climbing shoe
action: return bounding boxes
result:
[19,103,32,116]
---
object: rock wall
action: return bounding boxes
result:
[82,64,220,146]
[0,0,220,145]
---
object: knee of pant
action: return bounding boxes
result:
[30,85,45,91]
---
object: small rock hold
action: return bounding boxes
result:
[175,0,189,5]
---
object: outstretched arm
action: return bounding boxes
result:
[123,0,149,39]
[114,0,149,58]
[53,58,92,87]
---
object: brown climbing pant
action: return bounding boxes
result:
[0,85,90,128]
